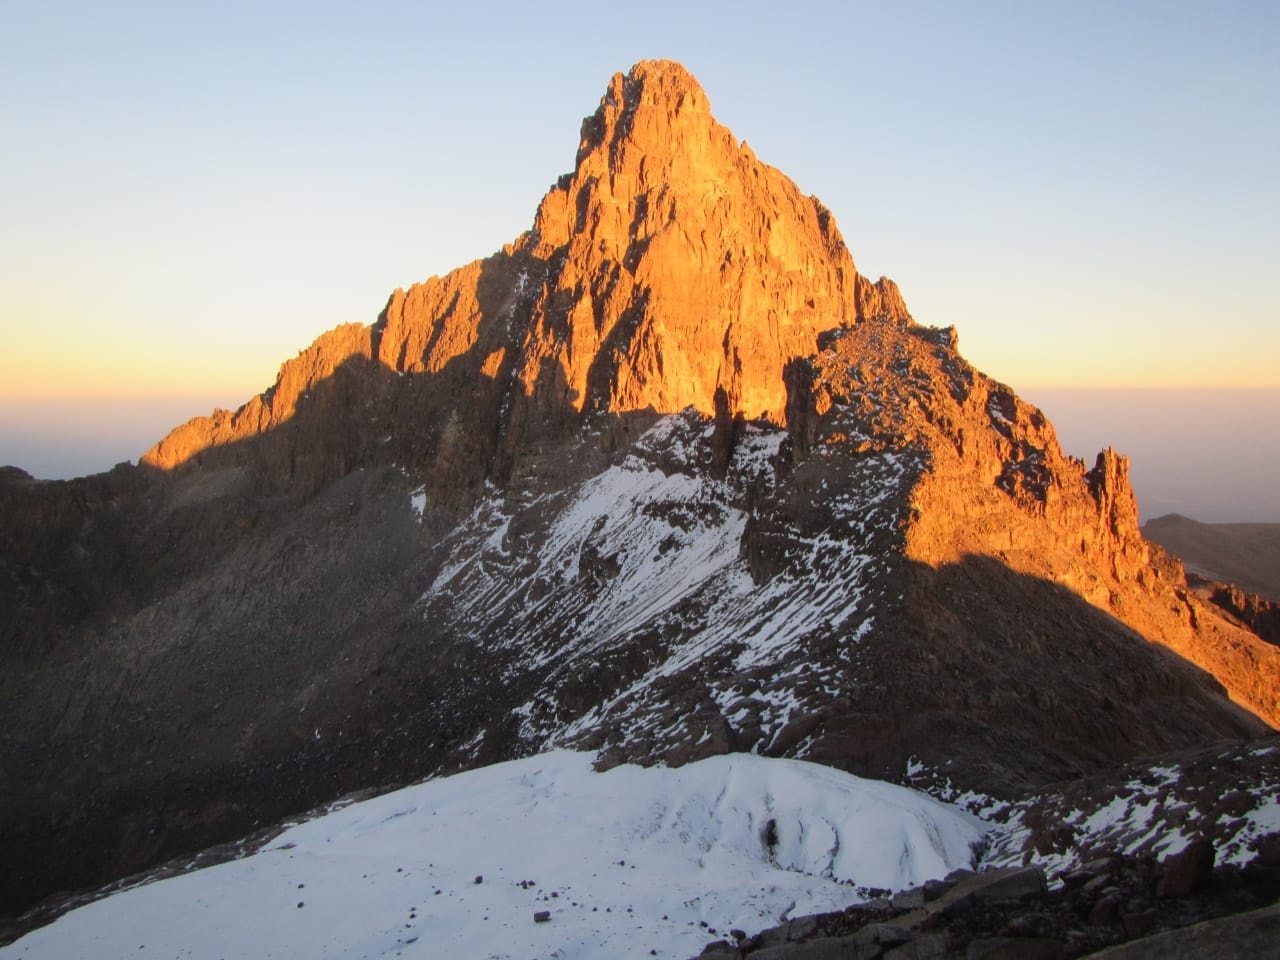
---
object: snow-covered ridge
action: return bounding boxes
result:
[0,751,986,960]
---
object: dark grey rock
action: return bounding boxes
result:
[1006,912,1055,939]
[1088,901,1280,958]
[970,867,1046,904]
[883,932,949,959]
[748,936,879,960]
[1081,873,1112,896]
[964,936,1065,959]
[786,915,819,941]
[852,922,911,947]
[1088,894,1121,925]
[890,888,925,911]
[698,940,739,957]
[1120,908,1158,939]
[925,896,973,926]
[921,878,956,902]
[1156,838,1215,898]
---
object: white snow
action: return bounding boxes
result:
[986,396,1011,426]
[1248,792,1280,836]
[2,751,986,960]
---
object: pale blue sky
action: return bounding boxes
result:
[1,1,1278,511]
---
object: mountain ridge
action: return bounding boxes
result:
[139,61,907,495]
[1,59,1276,924]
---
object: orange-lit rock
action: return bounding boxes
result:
[144,60,906,484]
[783,320,1280,730]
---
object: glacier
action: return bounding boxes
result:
[0,751,985,960]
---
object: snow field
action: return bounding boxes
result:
[1,751,986,960]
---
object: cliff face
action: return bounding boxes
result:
[778,320,1279,773]
[140,61,906,513]
[2,60,1276,920]
[782,321,1280,730]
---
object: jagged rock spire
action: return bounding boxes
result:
[522,58,905,420]
[146,59,909,476]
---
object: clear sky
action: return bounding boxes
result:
[2,2,1278,508]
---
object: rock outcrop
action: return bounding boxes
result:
[2,60,1276,926]
[694,847,1280,960]
[777,320,1280,761]
[1195,579,1280,647]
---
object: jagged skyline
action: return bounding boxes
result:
[1,3,1277,506]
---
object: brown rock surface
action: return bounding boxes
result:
[1197,579,1280,647]
[780,320,1280,751]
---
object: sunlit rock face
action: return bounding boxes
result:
[2,59,1276,924]
[140,60,906,505]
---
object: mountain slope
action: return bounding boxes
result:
[1143,513,1280,601]
[1,59,1276,922]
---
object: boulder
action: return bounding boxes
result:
[1156,838,1215,898]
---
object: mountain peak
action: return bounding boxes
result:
[519,61,910,424]
[146,62,913,480]
[625,57,704,91]
[574,59,712,164]
[7,62,1280,927]
[609,59,707,113]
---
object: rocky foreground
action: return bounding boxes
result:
[695,847,1280,959]
[698,736,1280,959]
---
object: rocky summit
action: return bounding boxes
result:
[1,59,1277,934]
